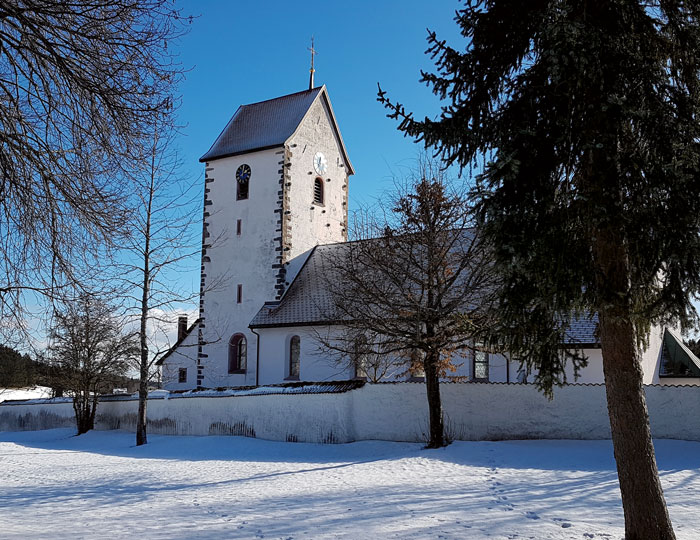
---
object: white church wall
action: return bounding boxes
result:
[561,349,605,384]
[3,383,700,443]
[200,147,284,388]
[161,328,199,391]
[286,94,349,258]
[257,325,353,385]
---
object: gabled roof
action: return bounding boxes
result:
[249,239,600,348]
[249,243,340,328]
[659,327,700,377]
[155,318,200,366]
[199,86,354,173]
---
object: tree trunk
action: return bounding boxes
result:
[599,313,675,540]
[136,143,155,447]
[74,394,92,435]
[136,382,148,446]
[423,350,444,448]
[594,227,675,539]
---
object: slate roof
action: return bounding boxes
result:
[249,240,601,347]
[562,314,599,346]
[200,87,322,162]
[199,86,354,174]
[250,243,343,328]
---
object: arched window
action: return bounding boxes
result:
[228,333,247,373]
[289,335,300,379]
[237,176,249,200]
[236,164,250,200]
[313,177,324,205]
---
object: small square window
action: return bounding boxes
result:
[178,368,187,383]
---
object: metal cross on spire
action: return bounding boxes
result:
[308,36,317,90]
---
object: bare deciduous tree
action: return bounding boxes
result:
[48,295,137,434]
[318,160,494,448]
[117,121,208,446]
[0,0,188,345]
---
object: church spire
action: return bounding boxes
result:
[308,36,317,90]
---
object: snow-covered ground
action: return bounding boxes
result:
[0,386,52,402]
[1,430,699,539]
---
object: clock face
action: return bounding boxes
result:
[236,164,251,182]
[313,152,328,175]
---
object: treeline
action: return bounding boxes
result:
[0,344,139,394]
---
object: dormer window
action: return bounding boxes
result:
[313,177,324,205]
[236,164,250,200]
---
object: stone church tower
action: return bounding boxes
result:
[192,86,354,388]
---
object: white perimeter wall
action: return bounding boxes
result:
[3,383,700,443]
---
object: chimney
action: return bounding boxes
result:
[177,315,188,341]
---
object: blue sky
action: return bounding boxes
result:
[175,0,465,210]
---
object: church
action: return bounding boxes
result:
[158,82,700,390]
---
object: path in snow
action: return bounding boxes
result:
[1,429,699,539]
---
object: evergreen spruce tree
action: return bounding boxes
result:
[380,2,700,538]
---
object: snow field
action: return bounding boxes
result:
[1,429,699,539]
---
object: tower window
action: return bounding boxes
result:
[178,368,187,383]
[236,219,242,236]
[237,284,242,304]
[288,335,300,379]
[228,333,247,373]
[313,177,324,205]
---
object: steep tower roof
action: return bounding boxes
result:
[199,86,354,173]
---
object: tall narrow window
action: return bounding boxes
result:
[313,177,324,205]
[178,368,187,383]
[237,284,242,304]
[236,164,250,200]
[289,335,300,379]
[473,349,489,382]
[353,335,369,380]
[236,219,242,236]
[228,333,247,373]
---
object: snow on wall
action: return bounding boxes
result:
[1,383,697,443]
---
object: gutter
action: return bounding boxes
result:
[250,327,261,386]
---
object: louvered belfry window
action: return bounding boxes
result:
[313,177,324,205]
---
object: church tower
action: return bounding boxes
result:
[194,86,354,388]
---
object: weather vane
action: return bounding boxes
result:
[308,36,317,90]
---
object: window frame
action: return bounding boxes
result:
[228,333,247,374]
[472,348,489,382]
[287,335,301,380]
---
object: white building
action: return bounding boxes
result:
[159,86,700,390]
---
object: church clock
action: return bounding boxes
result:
[313,152,328,175]
[236,164,251,182]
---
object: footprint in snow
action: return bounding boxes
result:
[524,511,540,520]
[552,517,573,528]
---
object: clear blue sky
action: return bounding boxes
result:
[175,0,465,210]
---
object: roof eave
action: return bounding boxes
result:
[199,143,285,163]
